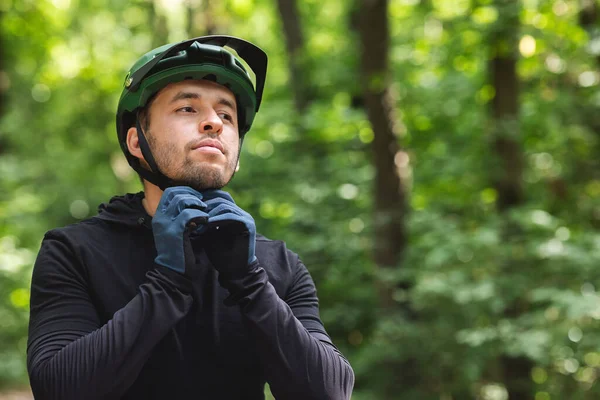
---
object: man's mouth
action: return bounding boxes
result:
[191,139,224,154]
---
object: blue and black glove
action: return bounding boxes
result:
[152,187,209,275]
[201,190,257,281]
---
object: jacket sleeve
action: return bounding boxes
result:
[221,258,355,400]
[27,231,194,400]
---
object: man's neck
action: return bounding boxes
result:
[141,180,162,217]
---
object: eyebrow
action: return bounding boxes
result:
[169,91,237,112]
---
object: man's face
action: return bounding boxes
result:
[142,79,240,191]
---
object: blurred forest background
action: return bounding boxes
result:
[0,0,599,399]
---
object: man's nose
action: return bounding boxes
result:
[198,110,223,134]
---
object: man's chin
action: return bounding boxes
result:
[190,180,226,191]
[172,179,222,191]
[172,171,234,191]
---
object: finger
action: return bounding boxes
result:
[187,215,210,233]
[204,198,232,213]
[165,194,207,216]
[204,196,235,209]
[207,203,243,218]
[208,212,248,226]
[200,189,235,204]
[160,186,205,209]
[176,208,209,230]
[176,196,208,213]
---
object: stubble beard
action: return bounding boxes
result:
[146,131,239,191]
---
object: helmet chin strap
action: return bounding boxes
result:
[134,119,175,191]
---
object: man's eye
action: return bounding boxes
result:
[177,107,195,113]
[219,113,233,122]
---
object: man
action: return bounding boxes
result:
[26,36,354,399]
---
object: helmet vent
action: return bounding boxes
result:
[202,74,217,83]
[163,51,185,61]
[234,59,247,73]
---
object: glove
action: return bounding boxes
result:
[201,190,257,281]
[152,186,209,275]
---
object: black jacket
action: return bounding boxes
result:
[27,192,354,399]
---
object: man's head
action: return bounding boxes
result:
[126,79,241,190]
[116,36,268,190]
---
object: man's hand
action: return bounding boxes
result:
[152,187,208,274]
[201,190,257,281]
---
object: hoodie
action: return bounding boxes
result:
[27,192,354,400]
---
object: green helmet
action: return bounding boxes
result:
[115,35,268,190]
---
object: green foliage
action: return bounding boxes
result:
[357,207,600,398]
[0,0,599,398]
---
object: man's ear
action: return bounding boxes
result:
[126,126,144,161]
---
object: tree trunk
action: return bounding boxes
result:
[357,0,407,304]
[201,0,217,36]
[489,2,532,399]
[186,1,197,38]
[0,10,5,156]
[357,0,411,396]
[186,0,217,37]
[489,19,523,210]
[275,0,312,112]
[578,0,600,230]
[148,0,169,48]
[579,0,600,64]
